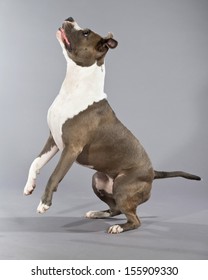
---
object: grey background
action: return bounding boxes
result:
[0,0,208,259]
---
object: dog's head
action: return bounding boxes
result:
[56,17,118,67]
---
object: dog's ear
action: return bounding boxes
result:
[96,33,118,66]
[105,37,118,49]
[104,32,118,49]
[97,33,118,51]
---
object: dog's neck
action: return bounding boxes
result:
[60,57,106,97]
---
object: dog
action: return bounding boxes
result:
[24,17,201,234]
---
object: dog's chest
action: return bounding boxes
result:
[47,87,107,151]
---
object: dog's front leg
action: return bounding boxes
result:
[37,145,79,213]
[24,134,58,195]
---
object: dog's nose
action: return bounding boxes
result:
[65,17,74,22]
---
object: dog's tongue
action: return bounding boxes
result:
[60,28,70,46]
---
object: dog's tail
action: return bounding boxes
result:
[154,170,201,181]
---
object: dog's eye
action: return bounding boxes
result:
[82,29,91,37]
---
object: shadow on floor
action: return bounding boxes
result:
[0,215,157,233]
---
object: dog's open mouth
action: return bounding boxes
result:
[59,28,70,47]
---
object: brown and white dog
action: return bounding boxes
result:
[24,17,201,234]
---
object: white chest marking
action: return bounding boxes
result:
[47,59,106,151]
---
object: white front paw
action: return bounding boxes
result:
[37,201,50,214]
[23,180,36,195]
[108,225,124,234]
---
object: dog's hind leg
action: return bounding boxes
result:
[108,172,152,234]
[24,134,58,195]
[86,172,121,219]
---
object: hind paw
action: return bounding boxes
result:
[108,225,124,234]
[85,210,111,219]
